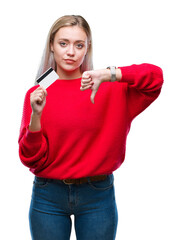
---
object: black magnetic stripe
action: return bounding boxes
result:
[36,68,53,83]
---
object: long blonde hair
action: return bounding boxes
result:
[35,15,93,83]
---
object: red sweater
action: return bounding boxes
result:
[18,64,163,179]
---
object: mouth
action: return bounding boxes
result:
[64,59,76,64]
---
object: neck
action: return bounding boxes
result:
[56,67,82,80]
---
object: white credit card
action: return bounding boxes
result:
[36,67,59,89]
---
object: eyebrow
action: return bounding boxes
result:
[58,38,86,43]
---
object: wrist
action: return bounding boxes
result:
[103,67,122,82]
[31,112,42,121]
[116,68,122,82]
[29,112,42,132]
[100,69,112,82]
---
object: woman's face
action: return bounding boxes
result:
[51,26,88,77]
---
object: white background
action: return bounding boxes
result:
[0,0,182,239]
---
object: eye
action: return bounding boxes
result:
[59,42,67,47]
[77,43,84,49]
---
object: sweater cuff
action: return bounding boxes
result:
[25,127,43,144]
[118,66,134,84]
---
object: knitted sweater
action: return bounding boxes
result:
[18,63,163,179]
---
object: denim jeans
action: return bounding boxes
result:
[29,174,118,240]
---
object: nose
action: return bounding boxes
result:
[67,44,75,56]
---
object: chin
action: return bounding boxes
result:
[61,64,81,72]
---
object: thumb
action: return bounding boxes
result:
[90,89,97,104]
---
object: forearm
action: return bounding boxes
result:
[29,113,42,132]
[118,64,163,91]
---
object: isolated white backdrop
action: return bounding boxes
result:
[0,0,182,239]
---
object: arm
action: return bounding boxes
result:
[18,86,49,172]
[80,68,122,104]
[118,63,164,119]
[80,63,163,119]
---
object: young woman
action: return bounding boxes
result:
[18,15,163,240]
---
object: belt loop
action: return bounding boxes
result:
[87,176,91,184]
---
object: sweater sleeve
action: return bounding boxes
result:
[118,63,164,120]
[18,87,49,173]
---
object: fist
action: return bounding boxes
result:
[30,86,47,115]
[80,70,103,104]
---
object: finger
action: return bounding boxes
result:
[35,96,43,105]
[90,89,97,104]
[33,91,43,99]
[35,86,47,96]
[81,80,93,88]
[32,90,43,98]
[82,71,91,79]
[81,77,92,83]
[80,84,93,91]
[35,89,47,99]
[31,92,45,104]
[40,86,47,96]
[36,86,43,90]
[80,85,92,91]
[38,92,45,100]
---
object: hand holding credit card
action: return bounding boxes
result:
[36,67,59,89]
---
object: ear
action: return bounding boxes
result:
[85,42,89,55]
[50,43,54,52]
[87,41,91,50]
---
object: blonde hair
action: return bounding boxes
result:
[35,15,93,83]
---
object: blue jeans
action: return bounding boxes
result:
[29,174,118,240]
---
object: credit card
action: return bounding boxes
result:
[36,67,59,89]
